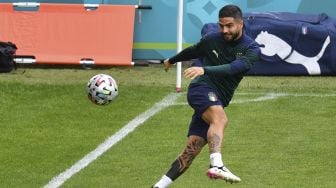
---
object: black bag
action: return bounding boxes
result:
[0,41,17,73]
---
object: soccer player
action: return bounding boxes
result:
[152,4,260,188]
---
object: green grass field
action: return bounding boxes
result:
[1,65,336,188]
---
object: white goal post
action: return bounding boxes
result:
[176,0,183,92]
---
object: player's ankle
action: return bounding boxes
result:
[210,153,224,167]
[153,175,172,188]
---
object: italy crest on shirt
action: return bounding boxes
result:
[208,92,218,102]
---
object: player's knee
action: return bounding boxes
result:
[222,116,229,128]
[212,115,228,128]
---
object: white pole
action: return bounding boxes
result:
[176,0,183,92]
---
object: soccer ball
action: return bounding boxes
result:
[87,74,118,105]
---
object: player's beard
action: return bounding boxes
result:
[223,30,241,42]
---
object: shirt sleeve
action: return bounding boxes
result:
[168,43,203,64]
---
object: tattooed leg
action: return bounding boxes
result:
[207,133,222,153]
[166,136,206,180]
[201,105,228,154]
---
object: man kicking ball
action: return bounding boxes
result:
[153,4,260,188]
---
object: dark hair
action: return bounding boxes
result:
[218,4,242,20]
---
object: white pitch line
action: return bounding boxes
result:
[172,93,284,106]
[235,92,336,97]
[172,92,336,106]
[231,92,285,104]
[44,92,181,188]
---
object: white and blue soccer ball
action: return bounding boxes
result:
[87,74,118,105]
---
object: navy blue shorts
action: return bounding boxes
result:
[187,84,223,140]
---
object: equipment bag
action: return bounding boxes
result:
[0,41,17,73]
[243,12,336,75]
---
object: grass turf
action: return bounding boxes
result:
[1,65,336,187]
